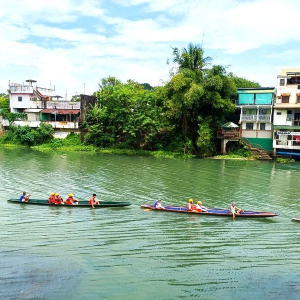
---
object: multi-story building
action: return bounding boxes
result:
[5,79,81,137]
[236,87,275,151]
[273,68,300,156]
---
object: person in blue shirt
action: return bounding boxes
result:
[19,191,30,202]
[154,199,164,209]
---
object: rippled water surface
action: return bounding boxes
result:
[1,148,300,299]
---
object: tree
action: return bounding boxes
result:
[85,78,163,149]
[163,44,236,155]
[228,72,260,88]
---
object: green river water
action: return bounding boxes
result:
[1,148,300,300]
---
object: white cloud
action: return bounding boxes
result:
[1,0,300,95]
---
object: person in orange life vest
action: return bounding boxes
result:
[89,193,100,208]
[53,193,64,205]
[48,192,56,204]
[186,199,195,211]
[65,194,79,205]
[195,201,208,212]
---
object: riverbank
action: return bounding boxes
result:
[0,143,196,159]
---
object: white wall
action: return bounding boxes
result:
[273,110,287,125]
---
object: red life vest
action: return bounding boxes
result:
[48,195,55,203]
[53,196,62,204]
[65,197,73,205]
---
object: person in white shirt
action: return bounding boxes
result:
[230,202,243,219]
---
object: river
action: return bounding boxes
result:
[0,148,300,299]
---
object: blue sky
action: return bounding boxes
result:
[0,0,300,98]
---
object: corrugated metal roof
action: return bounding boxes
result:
[41,109,56,113]
[56,109,80,114]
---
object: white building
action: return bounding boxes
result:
[273,68,300,156]
[6,79,81,137]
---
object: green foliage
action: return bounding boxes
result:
[228,72,260,88]
[276,157,295,163]
[85,78,163,150]
[0,96,9,113]
[0,123,54,146]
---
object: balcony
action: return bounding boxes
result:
[241,115,271,122]
[10,85,33,93]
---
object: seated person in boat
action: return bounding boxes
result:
[230,202,243,218]
[65,194,79,205]
[186,199,196,211]
[195,201,208,212]
[19,191,30,202]
[48,192,56,203]
[89,193,100,208]
[154,199,164,209]
[53,193,64,205]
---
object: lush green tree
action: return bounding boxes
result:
[163,45,236,155]
[228,72,260,88]
[85,78,163,149]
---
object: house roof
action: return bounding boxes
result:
[221,122,239,128]
[56,109,80,114]
[41,109,80,114]
[41,109,56,113]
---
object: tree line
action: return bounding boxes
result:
[83,43,259,156]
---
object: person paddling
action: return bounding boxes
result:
[53,193,64,205]
[19,191,30,202]
[48,192,56,204]
[195,201,208,212]
[230,202,243,219]
[154,199,164,209]
[187,199,195,211]
[89,193,100,208]
[65,194,79,205]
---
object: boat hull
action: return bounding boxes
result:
[8,199,131,208]
[292,218,300,222]
[141,205,278,218]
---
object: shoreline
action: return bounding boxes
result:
[0,143,256,160]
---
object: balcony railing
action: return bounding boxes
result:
[241,115,271,122]
[10,85,33,93]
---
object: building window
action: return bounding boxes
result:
[259,109,267,115]
[297,96,300,103]
[260,123,266,130]
[18,96,22,101]
[280,79,285,86]
[246,123,254,130]
[282,96,290,103]
[277,112,281,115]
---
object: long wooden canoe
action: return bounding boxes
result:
[8,198,131,208]
[141,204,278,218]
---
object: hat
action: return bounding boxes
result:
[69,193,73,197]
[51,192,55,196]
[197,201,202,204]
[189,199,193,203]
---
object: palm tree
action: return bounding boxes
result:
[172,43,211,81]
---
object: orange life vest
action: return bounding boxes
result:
[48,195,55,203]
[65,197,73,205]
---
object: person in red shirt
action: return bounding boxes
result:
[89,193,100,208]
